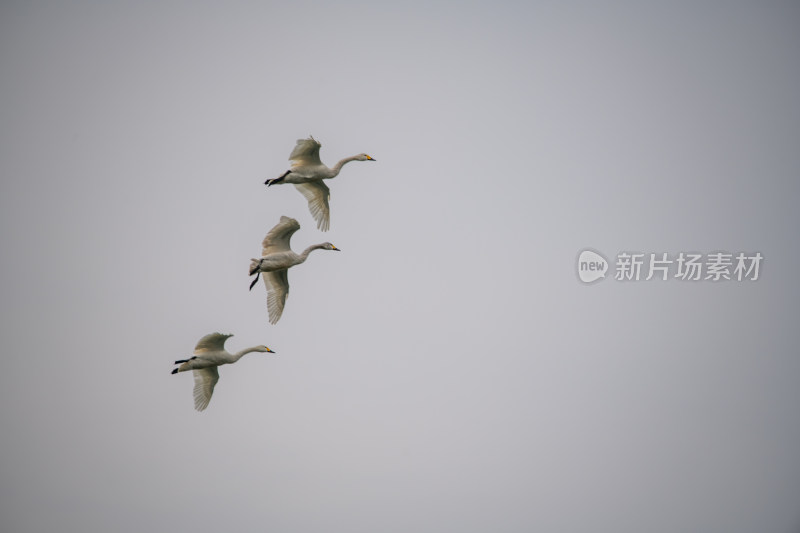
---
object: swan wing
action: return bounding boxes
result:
[262,216,300,256]
[263,269,289,324]
[289,136,322,167]
[193,366,219,411]
[294,181,331,232]
[194,332,233,354]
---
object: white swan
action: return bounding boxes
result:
[249,216,339,324]
[264,136,375,231]
[171,332,275,411]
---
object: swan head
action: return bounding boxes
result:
[321,242,340,251]
[355,153,376,162]
[254,345,275,353]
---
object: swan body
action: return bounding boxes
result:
[265,136,375,231]
[249,216,340,324]
[171,332,275,411]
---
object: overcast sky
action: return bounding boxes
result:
[1,2,799,532]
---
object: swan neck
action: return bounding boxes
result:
[233,346,262,361]
[299,244,326,262]
[331,155,360,175]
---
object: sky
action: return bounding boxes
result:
[1,1,799,532]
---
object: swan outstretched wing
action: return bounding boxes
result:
[263,269,289,324]
[194,333,233,354]
[262,216,300,256]
[289,136,322,167]
[294,181,331,232]
[193,366,219,411]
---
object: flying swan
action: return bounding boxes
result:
[171,332,275,411]
[249,216,340,324]
[265,136,375,231]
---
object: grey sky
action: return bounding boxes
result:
[1,2,799,532]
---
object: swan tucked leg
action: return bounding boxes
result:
[265,170,291,186]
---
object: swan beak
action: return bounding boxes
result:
[332,245,341,251]
[267,348,275,353]
[366,155,376,161]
